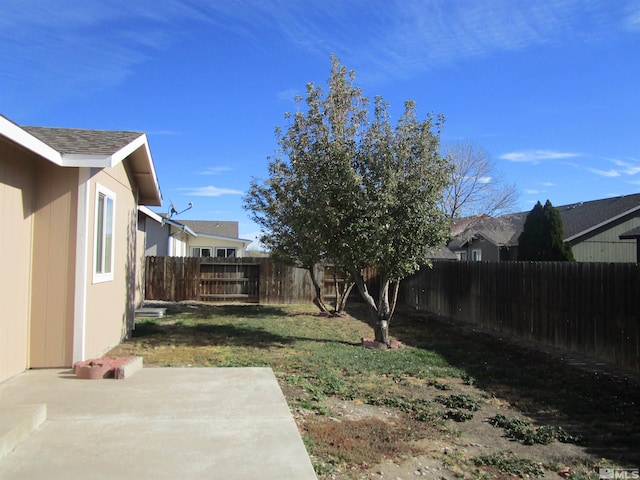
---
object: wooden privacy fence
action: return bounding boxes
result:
[145,257,323,304]
[401,261,640,373]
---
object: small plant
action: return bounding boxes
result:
[435,393,479,422]
[488,414,581,445]
[437,393,480,411]
[474,452,545,478]
[427,379,452,390]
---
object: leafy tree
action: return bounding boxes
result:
[441,140,518,219]
[245,56,451,343]
[517,200,574,261]
[244,56,367,313]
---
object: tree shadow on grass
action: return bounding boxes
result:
[145,302,290,319]
[387,309,640,465]
[133,319,358,349]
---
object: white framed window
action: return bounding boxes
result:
[216,248,236,258]
[472,249,482,261]
[93,184,116,283]
[191,247,212,257]
[457,251,467,261]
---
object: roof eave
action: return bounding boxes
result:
[0,115,63,165]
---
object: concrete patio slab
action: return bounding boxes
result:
[0,368,317,480]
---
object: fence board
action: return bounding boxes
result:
[401,261,640,374]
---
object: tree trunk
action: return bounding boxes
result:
[307,266,329,313]
[337,281,355,313]
[375,279,392,344]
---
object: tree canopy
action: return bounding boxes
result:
[244,56,451,343]
[517,200,575,261]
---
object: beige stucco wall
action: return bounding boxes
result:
[0,138,35,382]
[84,162,139,359]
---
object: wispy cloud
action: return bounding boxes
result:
[524,189,541,194]
[589,169,621,178]
[198,167,233,175]
[589,158,640,178]
[277,89,301,102]
[499,150,580,164]
[179,186,244,197]
[0,0,631,104]
[540,182,556,187]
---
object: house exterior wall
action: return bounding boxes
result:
[135,211,147,307]
[169,231,189,256]
[187,236,246,257]
[0,138,35,382]
[571,214,640,263]
[454,238,499,262]
[29,159,78,368]
[84,163,138,360]
[144,218,169,256]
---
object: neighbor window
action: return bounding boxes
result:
[94,184,116,283]
[191,247,212,257]
[472,249,482,261]
[216,248,236,258]
[457,252,467,261]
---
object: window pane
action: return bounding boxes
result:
[227,249,236,258]
[104,197,114,273]
[96,193,105,272]
[202,248,212,257]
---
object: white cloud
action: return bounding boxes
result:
[199,167,233,175]
[277,89,301,102]
[610,158,640,175]
[499,150,580,164]
[589,168,621,178]
[179,186,244,197]
[524,189,540,194]
[540,182,556,187]
[589,158,640,178]
[477,176,492,184]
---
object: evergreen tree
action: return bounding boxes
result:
[517,200,574,261]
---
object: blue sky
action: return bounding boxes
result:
[2,1,639,243]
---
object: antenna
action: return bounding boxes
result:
[168,199,193,218]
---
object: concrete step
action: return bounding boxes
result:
[0,404,47,459]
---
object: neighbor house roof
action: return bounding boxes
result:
[0,115,161,206]
[448,213,526,249]
[449,193,640,249]
[179,220,240,239]
[556,194,640,241]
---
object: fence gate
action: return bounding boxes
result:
[198,261,260,303]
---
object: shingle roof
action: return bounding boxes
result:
[178,220,239,239]
[450,193,640,248]
[449,213,526,248]
[22,126,143,156]
[554,194,640,240]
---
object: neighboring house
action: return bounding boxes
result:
[449,193,640,262]
[0,115,161,383]
[142,216,252,258]
[448,214,525,261]
[140,208,196,257]
[619,226,640,263]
